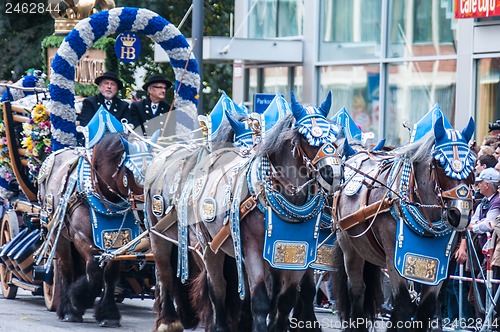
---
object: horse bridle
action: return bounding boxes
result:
[293,139,343,194]
[429,160,473,231]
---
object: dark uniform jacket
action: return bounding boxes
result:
[130,98,170,136]
[78,93,131,127]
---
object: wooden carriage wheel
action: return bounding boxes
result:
[0,211,20,299]
[42,242,58,311]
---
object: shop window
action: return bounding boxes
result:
[319,0,382,61]
[386,60,456,146]
[476,58,500,142]
[319,65,381,140]
[388,0,456,58]
[248,0,304,39]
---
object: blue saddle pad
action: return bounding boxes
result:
[309,224,336,271]
[89,207,140,252]
[263,209,319,270]
[394,220,455,286]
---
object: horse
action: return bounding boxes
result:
[332,115,476,331]
[37,131,152,327]
[182,92,345,332]
[144,109,261,331]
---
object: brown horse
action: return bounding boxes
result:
[144,114,253,331]
[183,92,344,332]
[37,132,149,327]
[333,116,476,331]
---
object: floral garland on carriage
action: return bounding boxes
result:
[0,113,15,199]
[21,104,52,181]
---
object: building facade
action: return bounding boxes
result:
[154,0,500,146]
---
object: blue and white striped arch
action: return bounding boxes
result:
[49,7,200,150]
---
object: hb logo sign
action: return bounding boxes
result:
[115,32,142,63]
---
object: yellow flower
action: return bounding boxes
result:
[0,123,4,132]
[43,138,51,146]
[32,104,49,123]
[21,136,33,150]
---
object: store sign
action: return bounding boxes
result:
[254,93,275,114]
[455,0,500,19]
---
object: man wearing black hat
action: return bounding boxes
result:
[78,71,131,127]
[130,74,172,136]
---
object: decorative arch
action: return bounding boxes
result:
[49,7,200,150]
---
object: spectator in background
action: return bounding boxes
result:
[468,168,500,318]
[130,74,173,136]
[78,71,131,127]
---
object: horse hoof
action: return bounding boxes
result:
[157,321,184,332]
[63,313,83,322]
[99,319,121,328]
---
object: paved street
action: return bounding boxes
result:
[0,289,391,331]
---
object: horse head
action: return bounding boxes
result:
[431,116,475,231]
[290,91,343,194]
[93,132,157,201]
[401,115,475,233]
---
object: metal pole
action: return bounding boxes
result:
[192,0,204,115]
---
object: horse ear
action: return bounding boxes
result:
[372,138,386,151]
[433,115,446,141]
[343,139,357,159]
[461,117,475,143]
[290,91,307,121]
[319,91,332,117]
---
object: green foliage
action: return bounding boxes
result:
[0,0,235,112]
[0,0,53,80]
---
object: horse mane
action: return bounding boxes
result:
[211,120,236,150]
[394,131,435,164]
[255,113,297,157]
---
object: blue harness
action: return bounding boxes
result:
[76,155,140,252]
[248,156,326,270]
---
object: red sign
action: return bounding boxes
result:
[455,0,500,19]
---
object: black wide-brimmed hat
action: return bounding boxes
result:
[95,71,124,90]
[142,74,173,91]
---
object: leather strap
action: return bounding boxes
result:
[338,198,392,230]
[209,196,257,253]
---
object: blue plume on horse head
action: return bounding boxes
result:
[318,91,332,117]
[262,94,291,133]
[331,107,363,142]
[411,103,453,143]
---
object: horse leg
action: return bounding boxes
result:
[172,251,199,329]
[204,249,231,332]
[386,265,416,331]
[416,284,442,332]
[241,218,271,332]
[290,270,320,332]
[56,238,84,322]
[340,240,371,332]
[150,235,183,332]
[94,260,121,327]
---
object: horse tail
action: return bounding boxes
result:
[189,265,212,329]
[362,261,382,320]
[332,242,350,321]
